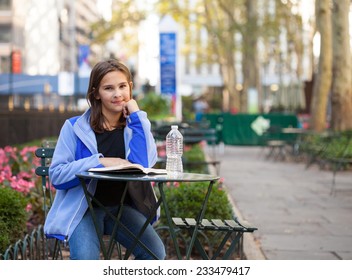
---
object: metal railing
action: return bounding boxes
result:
[0,225,45,260]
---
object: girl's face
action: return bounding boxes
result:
[96,70,132,118]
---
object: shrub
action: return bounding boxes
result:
[138,92,171,119]
[160,181,233,223]
[183,142,210,174]
[0,187,29,253]
[0,145,45,230]
[156,181,233,249]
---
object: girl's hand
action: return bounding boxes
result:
[123,99,139,118]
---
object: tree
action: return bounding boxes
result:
[203,0,239,112]
[90,0,146,60]
[330,0,352,131]
[310,0,332,132]
[241,0,260,112]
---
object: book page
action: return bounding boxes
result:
[88,164,167,174]
[143,167,168,175]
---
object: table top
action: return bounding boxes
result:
[76,171,219,183]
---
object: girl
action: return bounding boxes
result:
[44,59,165,260]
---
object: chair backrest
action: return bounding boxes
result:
[35,147,55,220]
[34,146,69,260]
[34,145,123,260]
[183,128,218,145]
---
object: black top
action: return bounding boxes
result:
[93,127,131,206]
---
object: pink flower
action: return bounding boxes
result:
[199,140,206,148]
[10,178,35,194]
[0,148,9,165]
[217,177,225,190]
[26,203,32,212]
[184,145,192,152]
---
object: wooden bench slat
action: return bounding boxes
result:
[185,218,197,227]
[201,219,216,229]
[172,217,257,233]
[234,219,258,232]
[211,219,230,229]
[224,219,244,231]
[172,217,187,227]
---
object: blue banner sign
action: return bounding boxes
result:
[159,32,176,95]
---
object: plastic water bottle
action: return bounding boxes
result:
[166,125,183,174]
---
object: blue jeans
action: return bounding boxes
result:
[69,205,166,260]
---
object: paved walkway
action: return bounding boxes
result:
[217,145,352,260]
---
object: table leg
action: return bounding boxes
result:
[186,180,216,259]
[79,178,159,260]
[123,198,162,260]
[158,182,182,259]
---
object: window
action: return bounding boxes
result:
[0,55,10,73]
[0,24,11,43]
[0,0,11,10]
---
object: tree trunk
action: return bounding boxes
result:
[241,0,260,113]
[222,47,238,112]
[203,0,238,112]
[310,0,332,132]
[330,0,352,131]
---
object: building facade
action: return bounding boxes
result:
[0,0,102,76]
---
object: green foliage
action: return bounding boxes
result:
[183,143,207,173]
[138,92,172,119]
[157,181,233,247]
[184,144,206,162]
[181,95,195,121]
[0,187,29,253]
[158,182,233,226]
[301,130,352,163]
[155,142,233,247]
[90,0,146,56]
[0,145,46,230]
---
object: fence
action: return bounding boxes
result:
[0,109,81,147]
[203,113,299,146]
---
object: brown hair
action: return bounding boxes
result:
[86,59,133,133]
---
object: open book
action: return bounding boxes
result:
[88,163,167,175]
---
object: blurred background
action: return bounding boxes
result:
[0,0,351,146]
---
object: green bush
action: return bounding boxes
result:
[156,181,233,249]
[159,182,233,225]
[138,92,172,119]
[301,130,352,161]
[184,144,206,162]
[158,143,232,224]
[0,187,29,253]
[183,143,208,173]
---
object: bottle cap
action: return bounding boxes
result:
[171,125,178,129]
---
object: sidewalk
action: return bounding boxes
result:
[217,145,352,260]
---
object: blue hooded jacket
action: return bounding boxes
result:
[44,108,158,242]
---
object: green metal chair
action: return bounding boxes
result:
[35,147,66,260]
[35,146,128,260]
